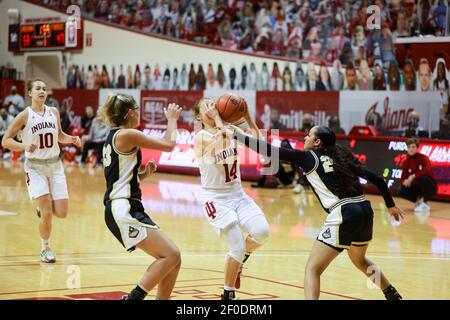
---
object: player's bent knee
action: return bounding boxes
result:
[227,242,246,263]
[250,224,270,244]
[40,210,53,220]
[54,210,68,219]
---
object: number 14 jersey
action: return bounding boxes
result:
[195,129,242,192]
[21,105,60,160]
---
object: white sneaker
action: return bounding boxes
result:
[414,202,430,213]
[293,184,304,193]
[40,248,56,263]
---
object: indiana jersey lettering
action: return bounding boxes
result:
[21,106,60,160]
[103,128,142,204]
[195,129,241,191]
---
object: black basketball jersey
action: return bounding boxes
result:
[103,128,142,204]
[304,149,365,213]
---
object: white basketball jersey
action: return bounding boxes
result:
[22,105,60,160]
[196,130,242,191]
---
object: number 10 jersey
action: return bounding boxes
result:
[21,105,60,160]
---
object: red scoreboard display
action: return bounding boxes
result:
[8,19,83,52]
[20,23,66,50]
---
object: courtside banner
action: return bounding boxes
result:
[255,91,339,130]
[52,89,99,116]
[140,90,204,129]
[339,91,442,133]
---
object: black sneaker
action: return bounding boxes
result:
[383,286,402,300]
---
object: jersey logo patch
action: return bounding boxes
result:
[322,228,331,239]
[128,226,139,239]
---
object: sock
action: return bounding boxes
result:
[222,288,235,300]
[41,239,50,251]
[224,285,235,291]
[383,285,402,300]
[242,252,251,264]
[126,285,148,300]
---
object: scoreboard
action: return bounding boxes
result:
[8,19,83,52]
[20,23,66,50]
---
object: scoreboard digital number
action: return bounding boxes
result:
[20,23,66,50]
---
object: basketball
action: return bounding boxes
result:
[216,93,248,123]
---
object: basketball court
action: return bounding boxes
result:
[1,161,449,300]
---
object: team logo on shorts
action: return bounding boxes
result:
[128,226,139,239]
[322,228,331,239]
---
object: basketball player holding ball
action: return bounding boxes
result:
[193,94,270,300]
[1,78,81,263]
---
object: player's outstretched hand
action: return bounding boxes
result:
[388,206,405,222]
[205,102,219,120]
[139,160,157,180]
[164,103,182,120]
[71,136,81,148]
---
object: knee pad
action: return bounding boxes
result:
[222,223,246,262]
[227,244,246,263]
[248,223,270,245]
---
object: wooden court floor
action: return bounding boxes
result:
[0,160,449,300]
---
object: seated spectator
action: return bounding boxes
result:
[101,65,111,88]
[117,64,126,89]
[282,65,294,91]
[0,105,14,157]
[4,86,25,112]
[317,64,332,91]
[237,65,248,90]
[196,64,206,90]
[271,63,282,91]
[161,68,171,90]
[431,0,449,36]
[300,113,315,132]
[80,116,110,165]
[366,111,385,136]
[248,63,258,90]
[344,62,359,90]
[330,59,344,91]
[403,59,417,91]
[134,65,141,89]
[294,63,306,91]
[45,89,59,110]
[397,138,438,212]
[140,64,152,90]
[269,110,287,130]
[7,102,20,117]
[402,110,428,138]
[373,61,387,90]
[227,67,238,90]
[388,60,401,91]
[85,65,95,89]
[328,115,346,134]
[59,103,74,133]
[251,138,303,191]
[380,23,395,63]
[180,63,189,90]
[188,63,197,90]
[258,62,271,90]
[418,58,432,92]
[358,60,373,90]
[432,58,449,96]
[306,62,318,91]
[392,8,411,41]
